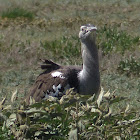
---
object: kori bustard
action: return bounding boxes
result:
[26,24,100,104]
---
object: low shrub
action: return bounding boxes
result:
[117,56,140,76]
[0,88,140,139]
[98,26,139,55]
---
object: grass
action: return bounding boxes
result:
[40,36,81,64]
[98,26,139,55]
[118,56,140,76]
[0,0,140,139]
[1,7,34,19]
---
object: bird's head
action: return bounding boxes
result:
[79,24,97,42]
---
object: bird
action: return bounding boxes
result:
[25,24,100,104]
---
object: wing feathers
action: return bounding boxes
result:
[25,59,81,105]
[26,70,69,104]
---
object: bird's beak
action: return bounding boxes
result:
[88,26,97,32]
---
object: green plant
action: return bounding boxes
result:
[0,127,13,140]
[1,7,34,19]
[98,26,139,55]
[117,56,140,76]
[40,36,81,63]
[1,88,140,139]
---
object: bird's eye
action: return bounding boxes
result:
[82,28,84,31]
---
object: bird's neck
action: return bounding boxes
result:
[78,39,100,94]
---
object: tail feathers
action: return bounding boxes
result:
[40,59,61,73]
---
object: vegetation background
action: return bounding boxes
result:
[0,0,140,139]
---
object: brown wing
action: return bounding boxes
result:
[25,69,69,104]
[25,59,81,105]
